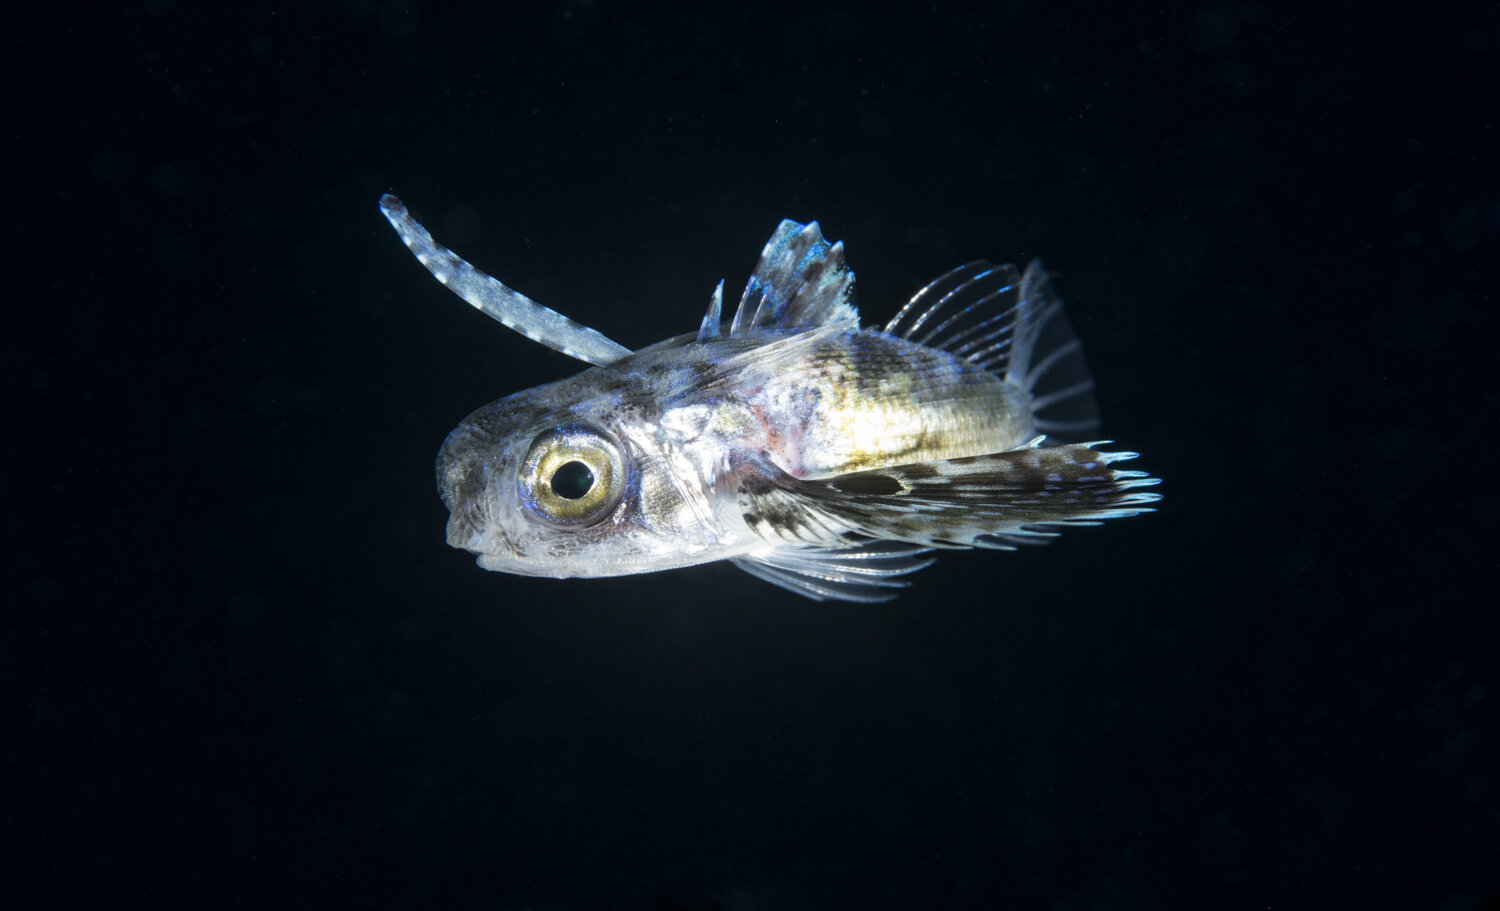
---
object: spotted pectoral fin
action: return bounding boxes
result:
[738,444,1161,553]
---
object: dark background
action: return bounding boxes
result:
[7,1,1496,908]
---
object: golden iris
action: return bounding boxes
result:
[519,423,626,527]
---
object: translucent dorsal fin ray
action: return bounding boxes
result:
[379,194,632,366]
[883,260,995,339]
[729,219,859,336]
[697,280,724,341]
[885,256,1101,443]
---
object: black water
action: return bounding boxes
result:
[8,3,1496,908]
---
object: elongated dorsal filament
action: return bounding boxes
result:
[379,194,632,366]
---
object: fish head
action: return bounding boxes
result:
[435,383,731,580]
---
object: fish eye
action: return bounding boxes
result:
[550,460,594,499]
[519,423,626,527]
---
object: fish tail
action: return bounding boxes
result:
[884,259,1101,442]
[1005,261,1100,442]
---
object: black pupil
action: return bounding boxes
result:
[550,461,595,499]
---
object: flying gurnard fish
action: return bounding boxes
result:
[381,195,1160,601]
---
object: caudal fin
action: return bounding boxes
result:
[883,259,1100,442]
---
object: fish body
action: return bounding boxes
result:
[383,196,1160,601]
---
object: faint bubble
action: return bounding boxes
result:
[1065,152,1096,181]
[1443,729,1473,756]
[90,149,132,184]
[1263,661,1295,691]
[1195,812,1246,869]
[1440,206,1481,252]
[1193,2,1240,54]
[254,375,295,418]
[1003,809,1057,847]
[296,386,322,412]
[858,103,889,139]
[1214,60,1256,97]
[1381,428,1410,466]
[379,688,416,735]
[165,650,199,690]
[990,132,1027,181]
[150,161,193,197]
[29,575,63,604]
[378,1,420,36]
[153,233,200,280]
[324,619,367,685]
[829,11,857,42]
[168,407,203,444]
[226,591,264,633]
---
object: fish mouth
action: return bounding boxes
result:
[445,503,558,578]
[445,502,507,554]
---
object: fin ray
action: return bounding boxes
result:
[739,445,1161,551]
[1003,262,1099,440]
[696,280,724,341]
[729,220,859,335]
[731,541,937,603]
[380,194,632,366]
[884,256,1101,443]
[883,260,996,339]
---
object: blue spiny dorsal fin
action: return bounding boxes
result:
[729,220,860,336]
[696,280,724,341]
